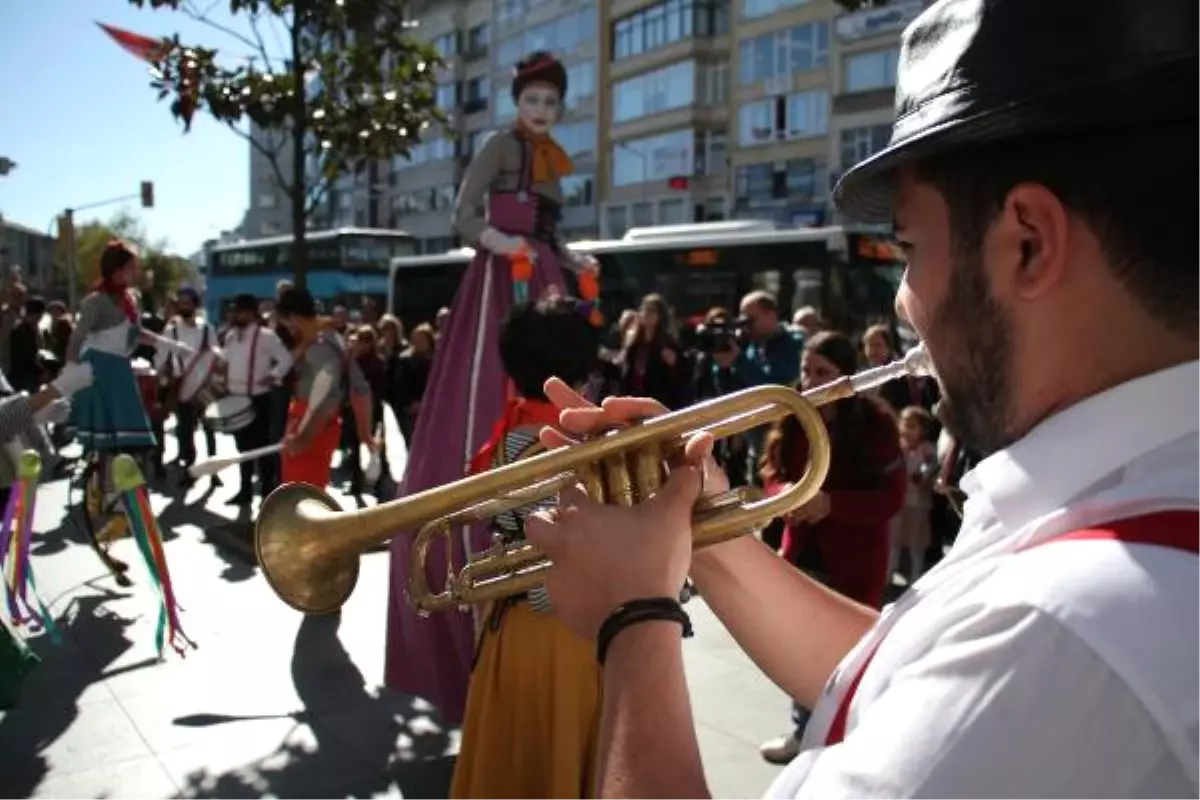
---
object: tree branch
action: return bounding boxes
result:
[180,0,276,66]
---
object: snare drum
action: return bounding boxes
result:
[204,395,255,434]
[179,350,221,406]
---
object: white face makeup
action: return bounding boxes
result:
[516,82,562,135]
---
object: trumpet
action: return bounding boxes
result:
[254,346,933,616]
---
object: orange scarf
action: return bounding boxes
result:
[515,124,572,184]
[469,398,562,476]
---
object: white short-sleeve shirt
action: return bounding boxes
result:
[768,360,1199,798]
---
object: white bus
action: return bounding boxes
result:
[388,221,905,334]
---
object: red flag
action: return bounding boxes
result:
[96,21,167,62]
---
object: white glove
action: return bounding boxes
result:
[363,447,382,486]
[51,361,94,398]
[34,398,71,426]
[478,228,529,258]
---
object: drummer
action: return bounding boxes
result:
[156,286,219,484]
[219,293,292,504]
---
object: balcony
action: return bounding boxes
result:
[831,87,894,116]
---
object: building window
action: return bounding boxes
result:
[737,89,828,146]
[467,23,490,56]
[699,62,729,105]
[839,125,891,168]
[557,119,598,158]
[842,47,900,93]
[738,22,829,85]
[658,197,687,225]
[257,193,277,209]
[605,206,629,238]
[734,159,825,205]
[612,0,730,61]
[498,5,597,67]
[260,221,280,236]
[612,61,696,123]
[694,129,727,175]
[631,202,655,227]
[433,32,458,59]
[703,196,727,221]
[562,174,595,207]
[566,61,598,109]
[741,0,810,20]
[392,184,458,216]
[611,128,696,187]
[436,82,459,110]
[392,135,455,172]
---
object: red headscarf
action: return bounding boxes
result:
[95,239,138,323]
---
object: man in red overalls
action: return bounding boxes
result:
[274,288,373,489]
[505,1,1199,797]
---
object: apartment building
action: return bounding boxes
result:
[243,0,919,249]
[597,0,924,237]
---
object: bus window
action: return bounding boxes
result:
[791,268,823,314]
[750,269,781,299]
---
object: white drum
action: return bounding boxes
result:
[179,350,221,405]
[203,395,255,434]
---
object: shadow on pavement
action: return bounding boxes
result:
[0,588,148,798]
[171,612,455,799]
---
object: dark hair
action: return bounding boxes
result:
[276,287,317,319]
[761,330,894,487]
[913,125,1198,336]
[99,239,135,281]
[511,51,567,103]
[23,296,46,317]
[499,295,599,401]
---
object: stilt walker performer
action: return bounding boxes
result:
[384,50,601,723]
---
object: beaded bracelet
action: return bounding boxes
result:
[596,597,694,665]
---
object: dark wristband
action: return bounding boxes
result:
[596,597,693,665]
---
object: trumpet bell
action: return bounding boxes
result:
[256,482,360,614]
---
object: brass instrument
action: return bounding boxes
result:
[255,346,933,616]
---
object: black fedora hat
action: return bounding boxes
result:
[834,0,1198,223]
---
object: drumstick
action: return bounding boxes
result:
[188,369,337,479]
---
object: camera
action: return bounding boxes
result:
[695,318,744,356]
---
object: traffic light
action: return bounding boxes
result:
[140,180,155,208]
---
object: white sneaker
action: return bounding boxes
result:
[760,733,801,765]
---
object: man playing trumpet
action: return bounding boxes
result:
[519,0,1198,797]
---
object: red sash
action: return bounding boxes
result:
[824,510,1200,747]
[468,398,561,477]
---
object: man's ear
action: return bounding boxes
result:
[1001,183,1070,300]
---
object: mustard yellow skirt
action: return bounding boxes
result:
[450,600,603,799]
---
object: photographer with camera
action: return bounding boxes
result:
[692,292,803,486]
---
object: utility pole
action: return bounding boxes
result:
[58,210,78,311]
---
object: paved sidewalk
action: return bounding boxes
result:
[0,430,791,798]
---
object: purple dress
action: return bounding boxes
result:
[385,132,571,724]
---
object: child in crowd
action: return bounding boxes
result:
[892,404,939,583]
[451,293,603,799]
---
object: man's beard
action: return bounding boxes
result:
[928,248,1014,457]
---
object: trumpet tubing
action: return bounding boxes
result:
[254,346,932,616]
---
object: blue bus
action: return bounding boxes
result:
[205,228,417,321]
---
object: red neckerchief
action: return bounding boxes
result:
[95,280,138,323]
[469,397,561,476]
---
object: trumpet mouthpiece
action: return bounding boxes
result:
[903,343,936,378]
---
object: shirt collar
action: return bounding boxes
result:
[961,360,1199,533]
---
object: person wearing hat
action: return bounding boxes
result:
[219,293,292,504]
[274,287,373,491]
[510,0,1198,796]
[156,285,219,484]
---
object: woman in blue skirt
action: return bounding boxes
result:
[67,239,192,457]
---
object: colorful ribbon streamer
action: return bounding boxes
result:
[110,455,196,658]
[0,451,61,644]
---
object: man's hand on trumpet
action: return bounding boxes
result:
[524,378,729,641]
